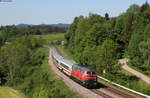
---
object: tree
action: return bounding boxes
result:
[96,40,118,74]
[140,1,149,12]
[85,23,111,46]
[123,13,135,47]
[105,13,109,20]
[65,16,81,48]
[88,13,105,25]
[139,38,150,70]
[0,35,44,85]
[0,31,8,46]
[0,41,30,85]
[78,46,96,68]
[127,4,140,14]
[125,33,143,58]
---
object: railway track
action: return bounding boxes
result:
[106,86,135,98]
[90,89,112,98]
[48,46,136,98]
[97,82,135,98]
[52,60,114,98]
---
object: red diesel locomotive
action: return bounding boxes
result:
[71,64,97,87]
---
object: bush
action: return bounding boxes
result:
[31,48,46,66]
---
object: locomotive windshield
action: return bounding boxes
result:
[92,72,96,75]
[86,71,96,75]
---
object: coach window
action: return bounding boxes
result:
[61,63,69,70]
[56,60,58,63]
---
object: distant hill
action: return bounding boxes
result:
[17,23,69,28]
[16,24,32,27]
[51,23,69,28]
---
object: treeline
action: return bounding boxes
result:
[0,25,66,47]
[17,25,66,34]
[65,2,150,94]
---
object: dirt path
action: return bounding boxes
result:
[119,58,150,84]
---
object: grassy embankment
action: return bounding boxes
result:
[0,87,26,98]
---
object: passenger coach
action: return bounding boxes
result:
[51,48,75,76]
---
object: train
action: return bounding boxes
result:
[50,47,98,87]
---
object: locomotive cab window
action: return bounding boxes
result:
[86,71,96,75]
[77,66,82,72]
[92,72,96,75]
[86,71,91,74]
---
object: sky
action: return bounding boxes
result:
[0,0,149,25]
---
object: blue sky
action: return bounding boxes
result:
[0,0,149,25]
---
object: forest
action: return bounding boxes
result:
[65,2,150,94]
